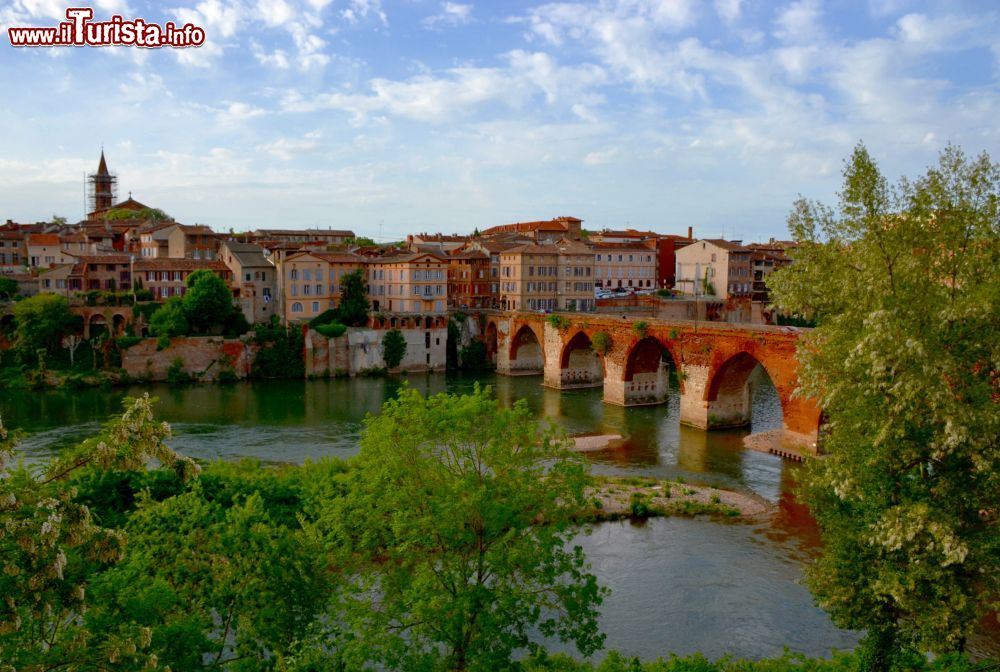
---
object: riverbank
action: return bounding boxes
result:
[586,475,774,522]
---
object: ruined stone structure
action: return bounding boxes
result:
[485,312,821,455]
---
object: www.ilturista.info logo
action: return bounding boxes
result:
[7,7,205,48]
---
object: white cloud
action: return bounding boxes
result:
[259,131,323,160]
[423,2,473,29]
[714,0,743,25]
[773,0,823,44]
[583,147,619,166]
[341,0,387,26]
[216,101,266,125]
[256,0,294,27]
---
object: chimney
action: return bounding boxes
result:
[687,226,693,239]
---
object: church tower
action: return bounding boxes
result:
[87,150,117,217]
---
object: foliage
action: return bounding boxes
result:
[222,308,251,338]
[166,356,192,384]
[336,269,370,327]
[251,316,305,379]
[115,335,143,350]
[183,269,233,334]
[315,321,347,338]
[632,321,649,340]
[591,331,612,355]
[0,276,18,301]
[701,268,715,295]
[149,296,190,338]
[12,293,80,365]
[104,207,170,221]
[0,395,198,670]
[459,339,490,370]
[322,386,605,671]
[768,144,1000,666]
[655,288,673,298]
[381,328,407,369]
[548,314,572,331]
[309,308,339,327]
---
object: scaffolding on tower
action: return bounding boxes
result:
[87,152,118,216]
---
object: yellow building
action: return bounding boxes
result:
[367,252,449,314]
[281,251,365,322]
[498,240,595,312]
[592,242,657,290]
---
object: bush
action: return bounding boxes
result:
[166,356,191,384]
[315,322,347,338]
[591,331,612,355]
[629,492,650,518]
[633,321,649,340]
[547,314,572,331]
[251,317,305,379]
[309,309,339,328]
[458,339,489,370]
[115,335,142,350]
[382,329,407,369]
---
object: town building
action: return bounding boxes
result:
[366,252,450,314]
[134,258,233,301]
[254,228,355,246]
[220,240,277,324]
[26,233,74,270]
[281,250,366,322]
[498,240,595,312]
[674,239,753,300]
[446,250,491,309]
[481,216,583,243]
[168,224,219,260]
[747,242,794,303]
[407,233,468,254]
[591,242,657,290]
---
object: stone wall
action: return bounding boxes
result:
[304,325,448,377]
[122,336,255,382]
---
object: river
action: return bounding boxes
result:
[0,370,946,661]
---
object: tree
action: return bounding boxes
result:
[381,328,407,369]
[0,395,198,670]
[336,269,370,327]
[324,386,605,671]
[12,293,80,364]
[0,276,18,301]
[768,144,1000,669]
[182,269,233,334]
[149,296,190,339]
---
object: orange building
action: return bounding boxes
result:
[446,250,491,309]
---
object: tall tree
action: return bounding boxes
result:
[768,144,1000,669]
[183,269,233,334]
[12,293,80,364]
[336,269,370,327]
[0,395,198,670]
[381,328,406,369]
[323,386,605,671]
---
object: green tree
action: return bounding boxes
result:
[0,395,198,670]
[381,328,407,369]
[336,269,370,327]
[182,269,233,334]
[768,144,1000,669]
[251,316,305,379]
[149,295,190,338]
[324,386,605,671]
[0,276,18,301]
[12,293,80,364]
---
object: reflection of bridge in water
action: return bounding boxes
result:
[483,312,822,456]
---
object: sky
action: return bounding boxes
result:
[0,0,997,242]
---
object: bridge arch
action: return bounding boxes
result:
[621,336,681,406]
[557,330,604,388]
[508,323,544,375]
[484,321,498,365]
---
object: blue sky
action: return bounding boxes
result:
[1,0,997,241]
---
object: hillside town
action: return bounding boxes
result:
[2,152,797,329]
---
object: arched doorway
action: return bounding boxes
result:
[88,314,108,340]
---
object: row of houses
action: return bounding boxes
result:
[4,151,795,326]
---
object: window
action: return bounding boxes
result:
[245,272,252,282]
[312,301,320,312]
[291,302,303,313]
[413,286,421,295]
[290,269,299,280]
[315,284,322,295]
[291,285,299,296]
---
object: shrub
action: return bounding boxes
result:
[547,314,572,331]
[629,492,650,518]
[458,339,489,370]
[591,331,612,355]
[115,335,142,350]
[382,329,407,369]
[315,322,347,338]
[309,309,339,328]
[166,356,191,384]
[633,321,649,340]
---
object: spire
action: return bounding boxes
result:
[97,149,108,175]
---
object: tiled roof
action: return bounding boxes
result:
[27,233,60,246]
[134,259,229,272]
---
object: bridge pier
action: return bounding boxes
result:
[603,364,669,406]
[543,323,603,389]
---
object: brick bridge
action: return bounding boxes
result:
[483,312,822,455]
